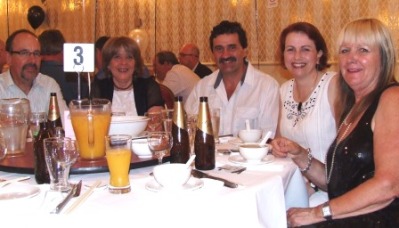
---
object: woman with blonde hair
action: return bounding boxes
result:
[272,18,399,227]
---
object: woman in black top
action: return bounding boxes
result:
[271,18,399,227]
[91,36,164,116]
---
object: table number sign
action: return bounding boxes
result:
[63,43,94,72]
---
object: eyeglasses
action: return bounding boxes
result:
[10,50,41,58]
[179,53,198,58]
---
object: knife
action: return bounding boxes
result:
[191,169,239,188]
[52,180,82,214]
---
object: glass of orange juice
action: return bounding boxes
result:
[105,134,132,194]
[69,99,111,160]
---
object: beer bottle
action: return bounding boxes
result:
[47,92,62,135]
[170,96,190,163]
[194,96,215,170]
[34,118,52,184]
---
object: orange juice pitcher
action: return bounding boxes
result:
[69,99,111,160]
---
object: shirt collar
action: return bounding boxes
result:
[213,60,248,89]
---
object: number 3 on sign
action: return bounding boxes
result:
[63,43,94,72]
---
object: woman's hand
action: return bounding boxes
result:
[287,206,324,227]
[270,137,303,159]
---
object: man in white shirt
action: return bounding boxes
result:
[185,20,279,136]
[0,29,67,124]
[153,51,200,104]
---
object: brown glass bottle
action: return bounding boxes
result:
[47,92,62,135]
[170,96,190,163]
[194,96,215,170]
[34,120,52,184]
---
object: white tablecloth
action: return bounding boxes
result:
[0,152,308,228]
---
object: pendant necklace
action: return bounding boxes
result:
[295,73,319,112]
[326,107,354,183]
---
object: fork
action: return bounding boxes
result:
[52,180,82,214]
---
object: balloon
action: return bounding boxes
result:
[128,28,149,51]
[27,6,45,30]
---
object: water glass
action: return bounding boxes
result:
[29,112,47,139]
[145,111,163,132]
[211,108,220,144]
[105,134,132,194]
[43,137,79,192]
[187,114,197,154]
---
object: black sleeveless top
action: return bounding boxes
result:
[314,84,399,227]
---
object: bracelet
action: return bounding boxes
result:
[300,148,313,173]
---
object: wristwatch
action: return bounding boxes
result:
[322,202,332,220]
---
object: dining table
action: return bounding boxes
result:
[0,137,308,228]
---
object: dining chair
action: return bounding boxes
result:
[158,83,175,109]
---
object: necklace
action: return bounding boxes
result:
[326,108,354,183]
[295,73,320,111]
[114,81,133,91]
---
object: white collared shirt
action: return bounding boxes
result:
[0,70,68,125]
[162,64,200,105]
[185,62,279,136]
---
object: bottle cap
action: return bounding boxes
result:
[199,97,208,102]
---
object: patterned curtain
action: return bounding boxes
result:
[2,0,399,80]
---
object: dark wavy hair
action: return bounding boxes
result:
[278,22,330,70]
[209,20,247,51]
[102,36,144,78]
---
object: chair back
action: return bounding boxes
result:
[158,83,175,109]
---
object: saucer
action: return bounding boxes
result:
[145,177,204,192]
[228,138,245,146]
[0,183,40,200]
[228,154,274,165]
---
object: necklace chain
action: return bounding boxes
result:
[326,108,354,183]
[114,81,133,91]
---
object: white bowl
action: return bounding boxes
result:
[238,129,262,143]
[153,164,192,188]
[131,138,152,158]
[108,116,149,137]
[239,144,269,162]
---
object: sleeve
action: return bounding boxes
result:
[260,79,280,137]
[184,81,200,115]
[146,77,165,109]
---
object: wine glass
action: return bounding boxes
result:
[147,131,173,164]
[43,137,79,192]
[145,111,163,132]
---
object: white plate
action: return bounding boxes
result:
[145,177,204,192]
[228,154,275,165]
[0,183,40,200]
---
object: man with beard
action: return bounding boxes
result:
[0,29,67,123]
[185,20,279,137]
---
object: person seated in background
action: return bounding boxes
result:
[0,38,8,72]
[91,36,164,116]
[153,51,200,104]
[185,20,279,136]
[0,29,67,122]
[94,35,110,81]
[271,18,399,227]
[38,29,89,105]
[277,22,338,207]
[178,43,213,78]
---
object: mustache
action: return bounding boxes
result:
[219,57,237,63]
[22,63,38,71]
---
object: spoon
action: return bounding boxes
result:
[245,119,251,130]
[185,155,196,169]
[259,131,272,146]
